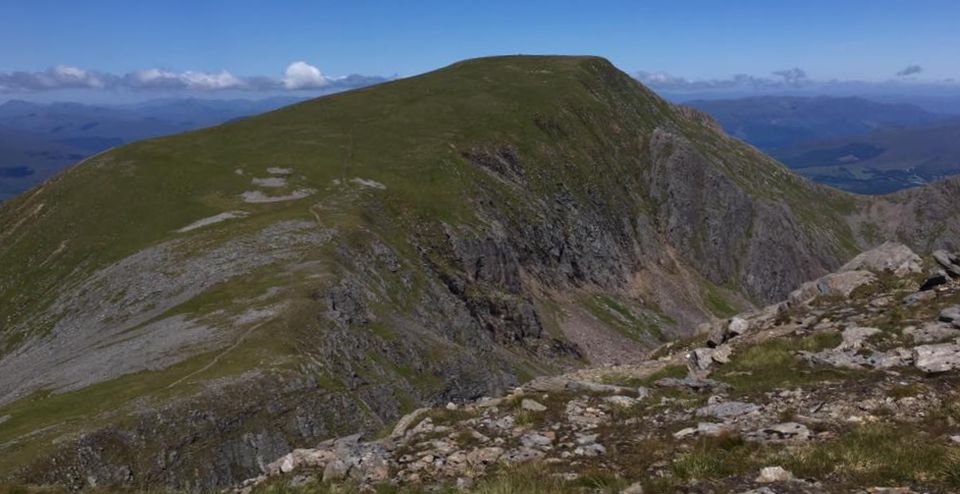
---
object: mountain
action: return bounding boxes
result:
[687,95,947,151]
[773,118,960,194]
[0,97,308,201]
[1,56,959,490]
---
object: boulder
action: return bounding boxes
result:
[904,322,960,343]
[919,273,949,292]
[839,326,881,350]
[933,250,960,278]
[707,317,749,347]
[390,407,431,438]
[939,305,960,327]
[520,398,547,412]
[913,344,960,373]
[840,242,922,277]
[788,270,876,306]
[755,466,794,483]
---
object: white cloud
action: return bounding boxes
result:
[282,61,331,90]
[0,61,383,94]
[128,68,246,90]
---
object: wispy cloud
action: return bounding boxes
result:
[634,68,812,92]
[0,62,388,93]
[634,67,959,98]
[896,64,923,77]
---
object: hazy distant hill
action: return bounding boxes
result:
[688,95,947,151]
[688,95,960,193]
[773,118,960,193]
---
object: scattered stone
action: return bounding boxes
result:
[502,447,545,464]
[695,401,760,419]
[904,322,960,343]
[603,395,635,408]
[520,432,554,449]
[621,482,645,494]
[839,326,881,350]
[521,398,548,412]
[747,422,812,442]
[267,167,292,175]
[252,177,287,188]
[913,343,960,373]
[391,408,431,438]
[635,387,651,400]
[655,376,729,392]
[465,447,503,468]
[755,466,794,483]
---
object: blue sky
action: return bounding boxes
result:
[2,0,959,101]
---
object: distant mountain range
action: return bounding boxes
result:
[0,97,307,200]
[687,95,960,193]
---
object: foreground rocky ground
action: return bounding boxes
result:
[5,243,960,494]
[229,244,960,494]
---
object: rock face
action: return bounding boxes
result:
[3,57,960,491]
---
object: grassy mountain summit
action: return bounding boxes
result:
[0,55,958,490]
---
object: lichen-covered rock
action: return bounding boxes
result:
[913,344,960,373]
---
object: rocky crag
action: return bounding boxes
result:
[238,244,960,493]
[1,56,959,490]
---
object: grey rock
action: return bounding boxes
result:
[913,343,960,373]
[905,289,937,304]
[502,447,545,464]
[391,408,431,438]
[933,250,960,277]
[519,432,553,449]
[603,395,636,408]
[655,376,729,392]
[840,242,922,277]
[707,317,749,347]
[940,305,960,326]
[747,422,812,442]
[839,326,881,350]
[904,322,960,343]
[465,447,503,468]
[755,466,794,483]
[696,401,760,419]
[788,270,876,306]
[520,399,547,412]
